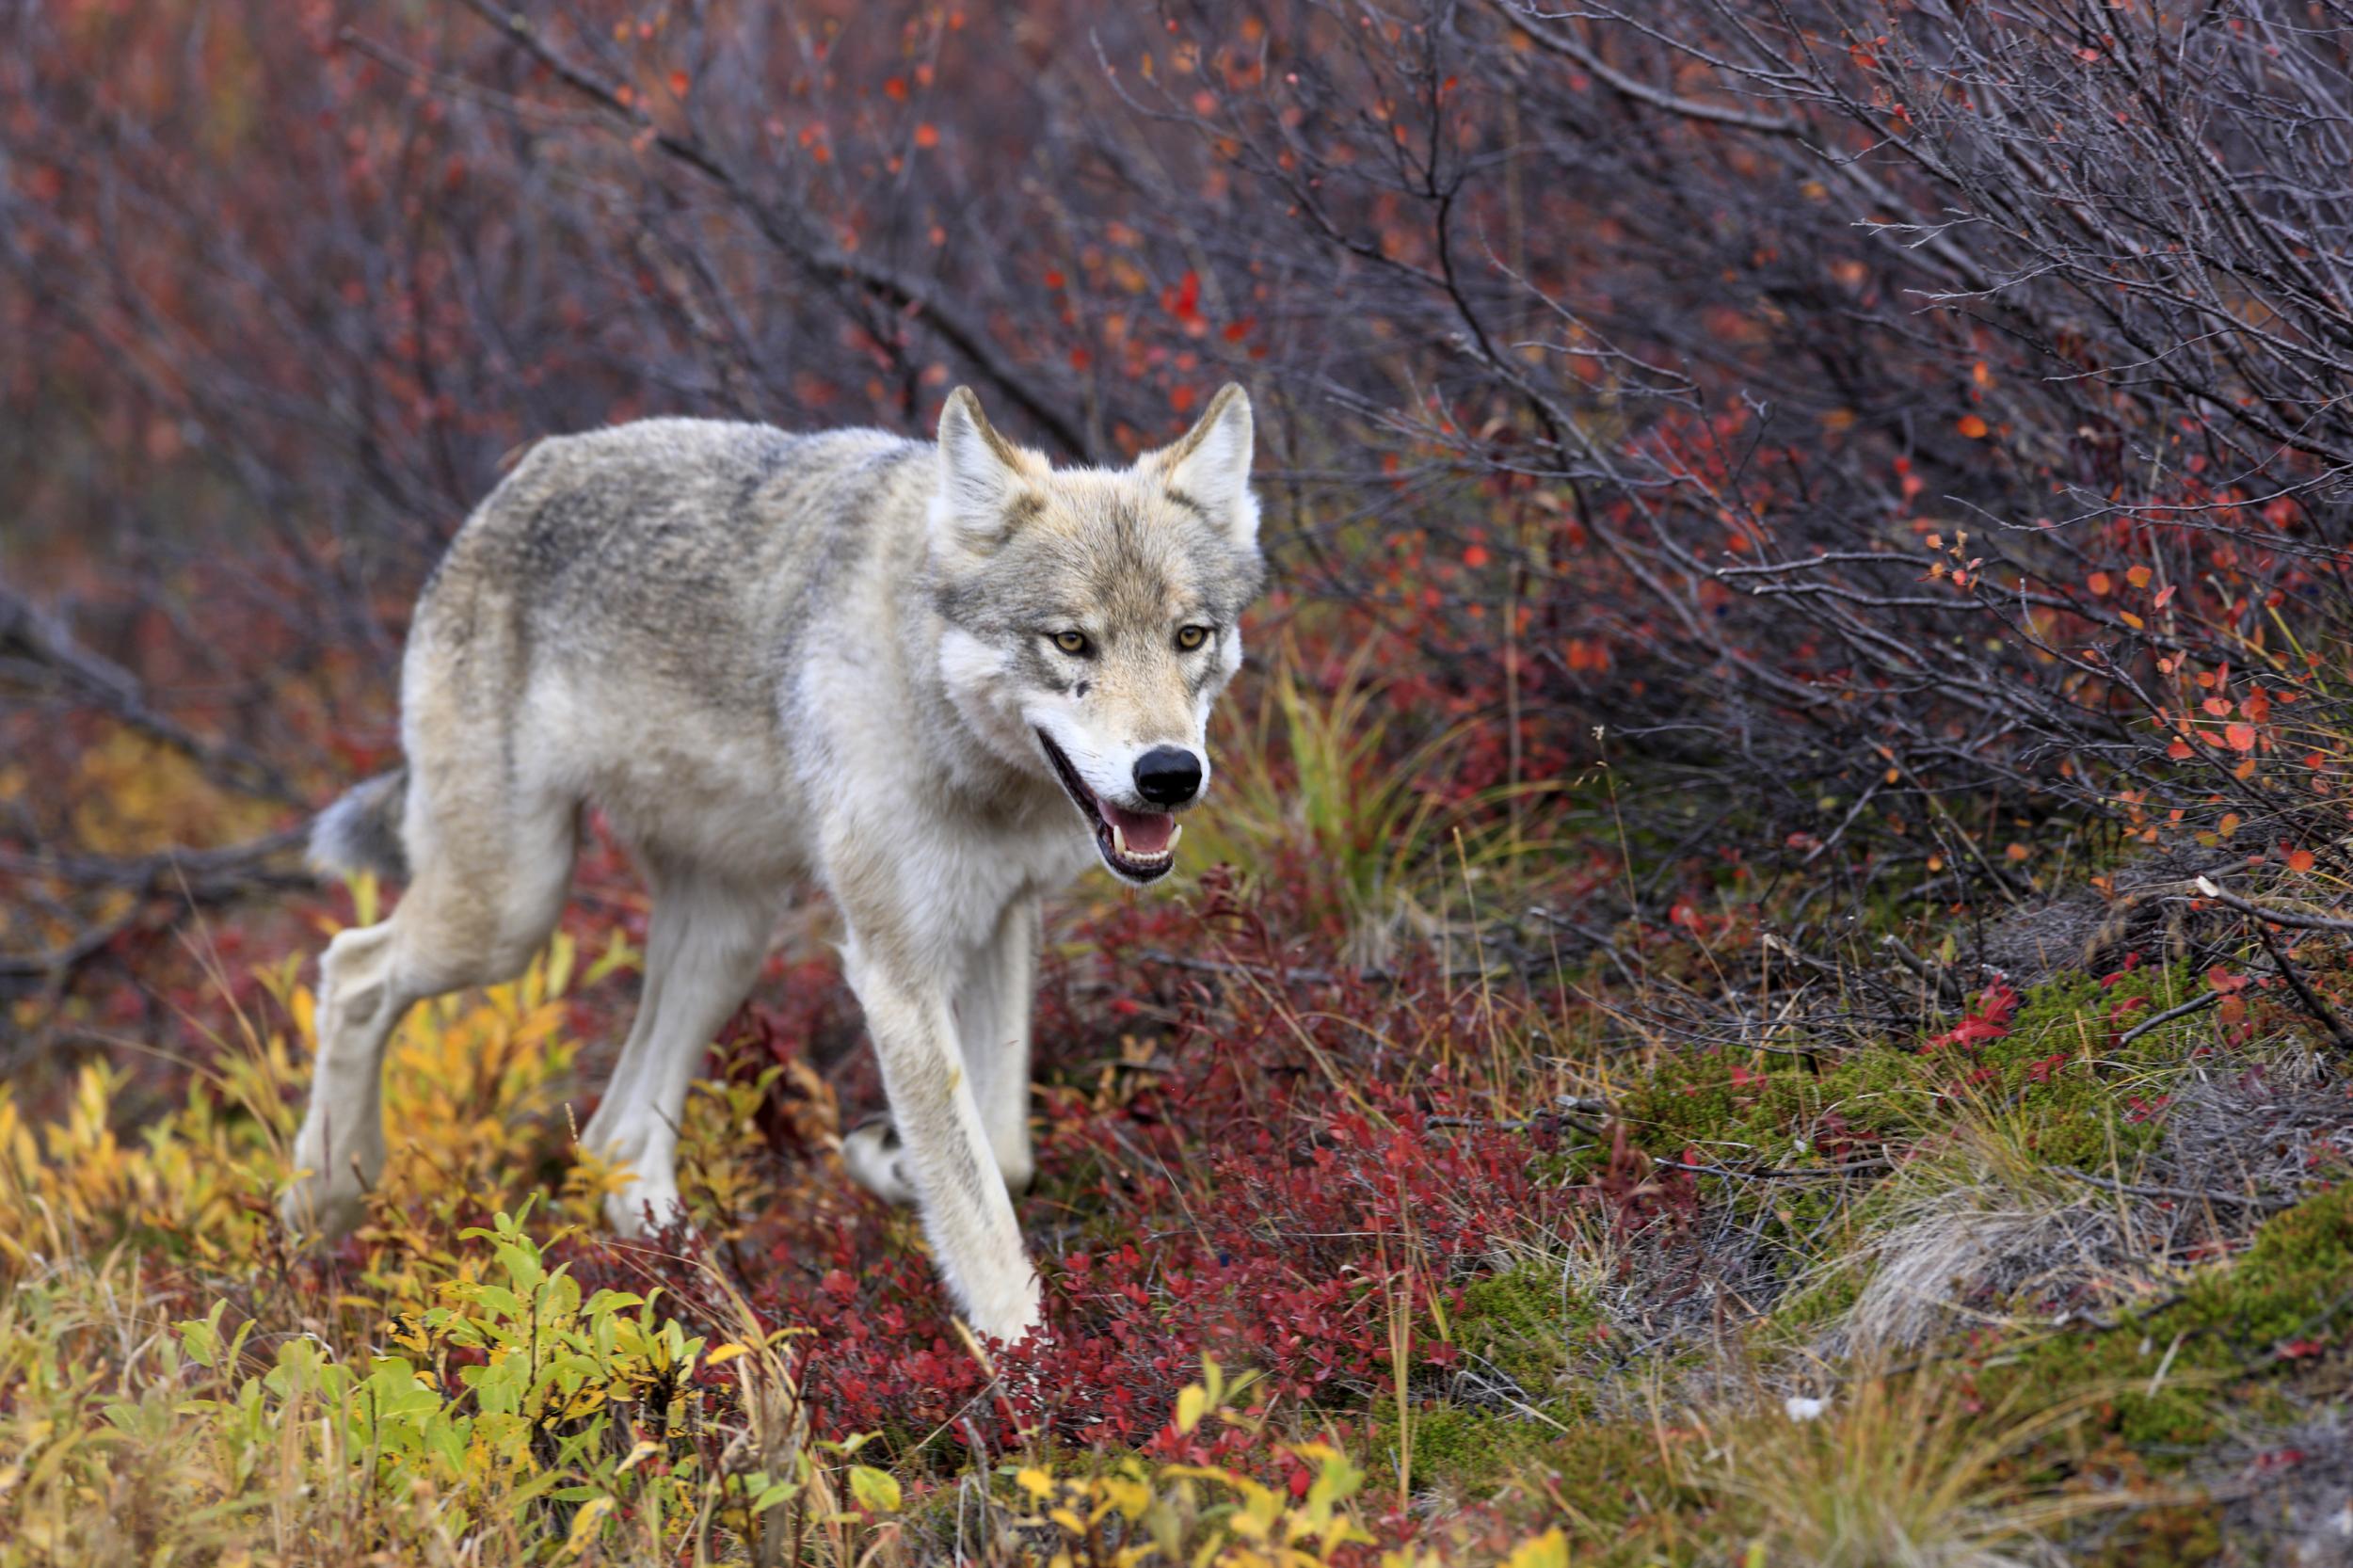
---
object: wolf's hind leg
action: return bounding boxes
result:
[580,870,774,1238]
[280,919,404,1238]
[842,897,1039,1203]
[281,791,577,1240]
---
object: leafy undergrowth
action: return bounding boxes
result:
[7,663,2353,1565]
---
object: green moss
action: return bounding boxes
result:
[2190,1175,2353,1344]
[1451,1261,1598,1397]
[1983,1180,2353,1458]
[2089,1503,2226,1568]
[1609,965,2208,1192]
[1523,1420,1710,1544]
[1392,1404,1554,1492]
[1763,1272,1862,1340]
[1387,1401,1690,1537]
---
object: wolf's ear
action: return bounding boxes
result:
[1157,383,1258,548]
[933,386,1032,555]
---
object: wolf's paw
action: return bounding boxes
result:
[841,1114,920,1206]
[965,1267,1047,1348]
[603,1183,694,1242]
[278,1175,365,1242]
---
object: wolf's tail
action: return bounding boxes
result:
[309,767,410,883]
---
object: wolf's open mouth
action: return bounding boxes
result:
[1035,729,1179,883]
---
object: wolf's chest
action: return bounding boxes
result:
[888,804,1093,950]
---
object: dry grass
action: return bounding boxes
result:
[1685,1365,2151,1568]
[1836,1104,2120,1355]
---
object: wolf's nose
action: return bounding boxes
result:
[1133,746,1203,808]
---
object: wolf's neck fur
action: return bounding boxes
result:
[900,510,1068,828]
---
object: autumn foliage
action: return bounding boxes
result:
[8,1,2353,1563]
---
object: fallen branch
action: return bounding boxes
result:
[2190,877,2353,936]
[2058,1167,2297,1212]
[1652,1154,1893,1182]
[1881,933,1969,1007]
[2118,987,2222,1045]
[0,824,310,997]
[2251,920,2353,1051]
[0,584,298,806]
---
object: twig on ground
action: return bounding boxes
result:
[2249,920,2353,1052]
[2190,878,2353,937]
[0,824,310,997]
[1652,1155,1894,1182]
[2119,988,2223,1045]
[2058,1167,2297,1212]
[1881,934,1968,1006]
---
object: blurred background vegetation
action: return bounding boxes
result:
[7,1,2353,1561]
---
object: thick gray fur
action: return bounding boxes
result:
[280,389,1264,1342]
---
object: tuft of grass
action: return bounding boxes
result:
[1194,635,1561,968]
[1686,1366,2153,1568]
[1836,1097,2116,1355]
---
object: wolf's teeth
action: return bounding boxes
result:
[1112,823,1129,858]
[1168,824,1182,850]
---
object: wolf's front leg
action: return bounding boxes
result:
[844,897,1038,1202]
[841,936,1042,1343]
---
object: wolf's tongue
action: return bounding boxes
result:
[1097,796,1175,856]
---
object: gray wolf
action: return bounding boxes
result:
[280,384,1263,1341]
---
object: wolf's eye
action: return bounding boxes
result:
[1176,625,1210,651]
[1051,631,1091,656]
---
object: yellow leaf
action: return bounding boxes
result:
[563,1496,614,1556]
[1505,1529,1571,1568]
[705,1342,749,1367]
[1176,1383,1208,1434]
[848,1464,901,1513]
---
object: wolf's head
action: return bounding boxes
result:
[928,383,1266,884]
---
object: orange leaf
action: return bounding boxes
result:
[2225,723,2257,752]
[914,123,940,149]
[2288,849,2316,873]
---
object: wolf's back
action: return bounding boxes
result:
[418,420,921,677]
[308,419,933,889]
